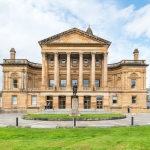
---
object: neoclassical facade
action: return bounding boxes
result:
[1,27,148,111]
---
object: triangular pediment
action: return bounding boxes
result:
[38,28,111,47]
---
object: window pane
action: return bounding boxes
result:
[95,80,100,87]
[61,80,66,87]
[13,79,18,88]
[49,80,54,87]
[83,80,89,87]
[61,59,65,63]
[73,59,77,63]
[12,96,17,104]
[50,59,54,63]
[72,80,78,87]
[131,79,136,89]
[132,96,136,104]
[32,96,37,105]
[84,59,88,63]
[113,96,117,104]
[97,96,103,100]
[96,59,99,63]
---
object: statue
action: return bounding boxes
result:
[73,83,77,98]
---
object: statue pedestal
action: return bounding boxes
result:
[70,98,80,116]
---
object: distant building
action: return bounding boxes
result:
[0,27,149,112]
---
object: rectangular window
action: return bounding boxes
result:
[95,80,100,87]
[61,59,66,63]
[112,96,117,104]
[83,80,89,87]
[72,80,78,87]
[84,59,88,63]
[132,96,136,104]
[96,59,99,63]
[13,79,18,88]
[32,96,37,105]
[50,58,54,63]
[73,59,77,63]
[97,96,103,109]
[49,80,54,87]
[12,96,17,104]
[131,79,136,89]
[61,80,66,87]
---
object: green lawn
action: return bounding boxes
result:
[0,126,150,150]
[24,113,124,119]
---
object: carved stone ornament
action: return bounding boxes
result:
[61,64,66,67]
[11,72,19,77]
[130,73,138,78]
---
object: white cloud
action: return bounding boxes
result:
[123,4,150,38]
[0,0,149,89]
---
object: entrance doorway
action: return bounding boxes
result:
[47,96,53,109]
[84,96,91,109]
[96,96,103,109]
[59,96,66,109]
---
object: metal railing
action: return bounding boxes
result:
[27,88,40,90]
[95,87,103,90]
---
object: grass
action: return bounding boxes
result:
[0,126,150,150]
[24,113,124,119]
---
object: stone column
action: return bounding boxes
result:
[103,53,108,89]
[91,53,95,90]
[66,52,71,90]
[45,54,48,89]
[5,71,8,89]
[54,52,58,90]
[41,52,46,90]
[79,52,83,90]
[22,71,24,89]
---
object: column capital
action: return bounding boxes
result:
[91,52,96,56]
[66,52,71,56]
[54,52,58,56]
[79,52,83,56]
[41,52,47,57]
[104,53,108,57]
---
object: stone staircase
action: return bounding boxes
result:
[37,109,109,114]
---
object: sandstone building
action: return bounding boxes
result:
[0,27,148,112]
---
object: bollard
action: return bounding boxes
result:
[16,117,18,126]
[73,118,76,127]
[131,116,134,126]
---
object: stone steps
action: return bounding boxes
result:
[38,109,109,114]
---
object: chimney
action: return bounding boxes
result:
[10,48,16,59]
[133,49,139,60]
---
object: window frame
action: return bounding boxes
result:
[12,95,17,105]
[60,80,66,87]
[132,96,136,104]
[112,96,117,104]
[61,59,66,64]
[84,59,88,64]
[131,79,136,89]
[96,59,99,63]
[49,80,54,87]
[50,58,54,63]
[83,80,89,87]
[31,96,37,105]
[13,79,18,89]
[72,59,77,64]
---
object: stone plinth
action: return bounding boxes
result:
[70,98,80,116]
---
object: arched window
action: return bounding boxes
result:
[11,73,19,89]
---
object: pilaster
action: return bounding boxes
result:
[79,52,83,90]
[54,52,58,90]
[103,53,108,89]
[91,52,95,90]
[66,52,71,90]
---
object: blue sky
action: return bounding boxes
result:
[0,0,150,89]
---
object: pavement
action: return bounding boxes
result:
[0,113,150,128]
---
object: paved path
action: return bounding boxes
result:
[0,113,150,128]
